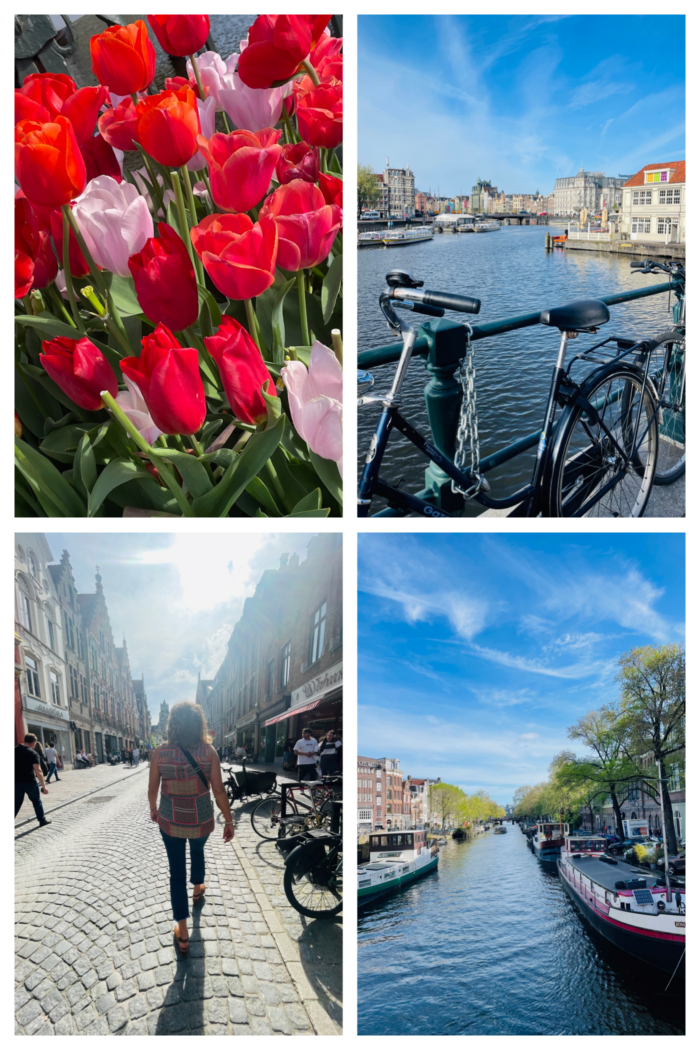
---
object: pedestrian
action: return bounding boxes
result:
[318,730,342,776]
[146,748,151,764]
[44,742,61,783]
[128,748,133,767]
[294,728,319,782]
[133,746,140,768]
[217,745,223,761]
[235,743,247,762]
[15,733,51,827]
[283,738,294,770]
[33,738,49,778]
[148,701,234,957]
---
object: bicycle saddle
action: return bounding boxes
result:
[386,270,423,288]
[539,299,610,332]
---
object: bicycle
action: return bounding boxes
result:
[250,775,342,841]
[282,801,342,919]
[358,263,685,517]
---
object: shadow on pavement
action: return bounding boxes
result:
[155,908,205,1034]
[298,918,343,1029]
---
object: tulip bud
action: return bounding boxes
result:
[191,213,278,300]
[129,223,199,333]
[40,336,118,411]
[120,323,206,435]
[259,179,342,271]
[147,15,210,57]
[204,316,277,424]
[90,20,156,96]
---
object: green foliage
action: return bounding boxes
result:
[358,163,381,217]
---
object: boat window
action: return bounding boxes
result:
[380,836,388,847]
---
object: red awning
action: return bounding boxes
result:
[264,697,323,727]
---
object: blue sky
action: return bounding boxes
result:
[358,534,685,805]
[359,15,685,195]
[39,533,316,724]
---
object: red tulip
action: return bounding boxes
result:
[259,179,341,271]
[129,223,199,333]
[202,312,277,424]
[97,97,138,152]
[191,213,278,300]
[318,172,343,209]
[164,75,202,100]
[15,116,87,209]
[136,85,200,168]
[310,32,342,69]
[90,20,156,96]
[204,315,276,424]
[40,336,118,411]
[50,206,91,278]
[197,128,282,213]
[15,90,50,125]
[16,73,108,145]
[15,251,34,299]
[237,15,332,89]
[120,324,206,435]
[295,76,342,150]
[277,142,319,185]
[81,134,123,184]
[147,15,210,56]
[16,196,58,290]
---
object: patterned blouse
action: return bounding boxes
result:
[157,742,215,839]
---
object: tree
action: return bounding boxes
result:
[429,782,464,828]
[358,164,381,217]
[618,645,685,852]
[566,705,639,840]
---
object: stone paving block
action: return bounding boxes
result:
[17,998,43,1027]
[163,1003,189,1032]
[249,1015,273,1035]
[107,1003,128,1032]
[163,983,181,1006]
[75,1003,97,1031]
[155,965,172,986]
[146,986,165,1011]
[120,961,141,980]
[268,1005,293,1034]
[54,1013,73,1035]
[84,1016,110,1035]
[228,977,245,998]
[115,979,137,1003]
[125,1019,149,1035]
[96,992,116,1015]
[56,971,79,992]
[129,994,149,1019]
[106,971,122,991]
[137,971,156,992]
[81,969,98,991]
[25,968,47,992]
[40,989,64,1016]
[24,1013,53,1036]
[245,996,266,1017]
[207,998,228,1025]
[141,951,158,971]
[31,976,56,1000]
[66,982,87,1007]
[232,1024,252,1035]
[228,998,247,1024]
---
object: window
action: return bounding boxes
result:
[659,188,681,205]
[70,666,79,699]
[376,798,383,808]
[280,641,291,688]
[632,218,651,234]
[47,619,55,651]
[28,552,38,578]
[358,810,372,822]
[632,190,652,206]
[309,602,327,664]
[657,217,679,235]
[81,676,89,705]
[66,621,75,650]
[19,592,32,631]
[50,672,61,706]
[267,659,274,698]
[26,656,41,698]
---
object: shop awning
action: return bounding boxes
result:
[264,686,341,727]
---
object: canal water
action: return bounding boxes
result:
[358,824,685,1035]
[357,226,676,513]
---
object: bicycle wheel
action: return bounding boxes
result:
[547,364,658,517]
[645,331,685,484]
[250,793,285,840]
[283,843,343,918]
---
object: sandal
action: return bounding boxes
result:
[174,926,189,955]
[193,885,206,904]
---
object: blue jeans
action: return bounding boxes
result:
[15,782,46,821]
[46,762,59,782]
[160,831,209,921]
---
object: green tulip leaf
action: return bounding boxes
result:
[191,413,285,517]
[197,286,224,329]
[263,381,282,428]
[285,507,331,517]
[270,277,295,364]
[308,449,343,506]
[74,434,98,499]
[16,314,85,341]
[147,449,213,500]
[15,438,87,517]
[321,254,343,323]
[104,274,142,318]
[40,424,93,464]
[290,488,322,513]
[87,458,155,517]
[270,447,313,510]
[245,475,282,516]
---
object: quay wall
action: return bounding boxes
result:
[564,240,685,261]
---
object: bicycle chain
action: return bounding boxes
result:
[452,324,485,498]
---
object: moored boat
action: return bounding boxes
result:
[558,833,685,975]
[358,829,439,908]
[494,825,507,834]
[474,221,501,233]
[382,226,434,246]
[532,820,569,861]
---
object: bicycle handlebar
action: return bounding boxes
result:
[395,287,481,315]
[397,300,445,318]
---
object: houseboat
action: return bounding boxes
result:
[474,221,501,233]
[382,226,434,246]
[531,821,569,862]
[358,830,438,908]
[558,833,685,976]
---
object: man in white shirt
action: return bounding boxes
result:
[132,747,140,768]
[235,745,247,762]
[294,728,319,782]
[44,744,60,783]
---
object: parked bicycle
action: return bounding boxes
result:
[222,760,277,806]
[280,800,342,919]
[358,263,685,517]
[250,775,342,841]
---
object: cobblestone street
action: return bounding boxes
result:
[15,768,342,1035]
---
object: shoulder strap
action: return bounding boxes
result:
[181,746,209,790]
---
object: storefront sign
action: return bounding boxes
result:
[291,661,343,708]
[24,695,69,722]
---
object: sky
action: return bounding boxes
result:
[40,532,317,724]
[358,534,685,806]
[359,15,686,195]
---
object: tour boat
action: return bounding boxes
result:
[558,833,685,975]
[474,221,501,233]
[382,226,434,246]
[531,821,569,861]
[494,825,507,834]
[358,230,385,248]
[358,830,438,907]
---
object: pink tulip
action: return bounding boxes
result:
[115,375,163,445]
[186,95,217,172]
[72,175,153,277]
[186,50,292,133]
[281,341,342,474]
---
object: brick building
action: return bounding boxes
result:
[357,756,407,830]
[202,535,342,763]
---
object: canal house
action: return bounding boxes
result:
[620,162,685,244]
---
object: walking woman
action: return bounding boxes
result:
[148,702,234,956]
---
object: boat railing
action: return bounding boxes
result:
[358,279,682,514]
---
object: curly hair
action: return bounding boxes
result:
[166,701,209,750]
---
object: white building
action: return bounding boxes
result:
[553,168,628,216]
[15,535,73,767]
[382,159,416,218]
[619,161,685,244]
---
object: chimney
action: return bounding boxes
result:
[289,553,300,569]
[279,553,288,569]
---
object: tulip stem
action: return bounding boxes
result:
[61,211,87,335]
[280,108,298,144]
[189,434,204,457]
[143,154,166,218]
[301,59,321,87]
[244,300,261,352]
[171,169,197,270]
[221,112,231,134]
[48,285,77,328]
[101,390,194,517]
[297,271,311,346]
[189,53,206,100]
[131,93,139,106]
[331,328,343,365]
[180,165,206,285]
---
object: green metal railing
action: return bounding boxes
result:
[358,280,682,515]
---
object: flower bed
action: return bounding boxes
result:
[15,14,343,517]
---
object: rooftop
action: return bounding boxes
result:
[624,161,685,187]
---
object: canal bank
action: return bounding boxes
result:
[358,823,684,1035]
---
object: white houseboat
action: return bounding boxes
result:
[358,830,438,908]
[532,821,569,862]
